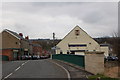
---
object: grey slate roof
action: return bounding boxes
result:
[4,29,24,40]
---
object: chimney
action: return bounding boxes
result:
[25,36,29,40]
[19,33,23,37]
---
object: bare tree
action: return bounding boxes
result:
[111,32,119,56]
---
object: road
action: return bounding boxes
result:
[2,59,68,80]
[2,59,92,80]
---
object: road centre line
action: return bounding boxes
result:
[24,60,29,64]
[48,60,71,80]
[3,60,29,80]
[21,63,25,66]
[4,73,13,79]
[21,60,29,66]
[15,66,21,71]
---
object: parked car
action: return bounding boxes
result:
[106,56,118,61]
[24,55,29,60]
[40,56,45,59]
[21,55,25,60]
[37,55,40,59]
[40,56,48,59]
[32,55,38,60]
[28,55,32,60]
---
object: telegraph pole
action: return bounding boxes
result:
[53,32,55,54]
[50,32,56,59]
[53,32,55,40]
[53,32,55,47]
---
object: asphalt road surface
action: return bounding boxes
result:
[2,59,68,79]
[2,59,92,80]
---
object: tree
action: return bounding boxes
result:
[111,32,119,57]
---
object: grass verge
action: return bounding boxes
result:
[88,74,120,80]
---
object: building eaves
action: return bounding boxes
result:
[3,29,24,40]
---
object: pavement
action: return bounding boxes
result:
[51,59,93,79]
[2,59,93,80]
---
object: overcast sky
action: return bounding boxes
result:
[1,2,118,39]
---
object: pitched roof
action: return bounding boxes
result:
[3,29,24,40]
[56,25,99,46]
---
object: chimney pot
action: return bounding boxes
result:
[19,33,23,37]
[25,36,29,40]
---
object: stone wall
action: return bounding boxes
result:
[85,51,104,75]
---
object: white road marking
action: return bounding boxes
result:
[48,60,71,80]
[21,63,25,66]
[3,60,29,80]
[15,66,21,71]
[4,73,13,79]
[24,60,29,64]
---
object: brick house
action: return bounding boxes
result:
[0,29,31,61]
[32,44,42,56]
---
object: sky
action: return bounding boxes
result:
[1,1,118,39]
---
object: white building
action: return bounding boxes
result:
[56,25,109,57]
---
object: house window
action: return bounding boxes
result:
[71,53,75,54]
[70,50,85,52]
[68,44,87,47]
[75,50,85,52]
[15,42,18,44]
[70,51,75,54]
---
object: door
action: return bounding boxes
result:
[13,52,18,60]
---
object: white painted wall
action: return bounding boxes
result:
[100,46,109,57]
[56,26,108,56]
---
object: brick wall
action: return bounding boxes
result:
[33,46,42,56]
[2,31,20,49]
[1,49,13,61]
